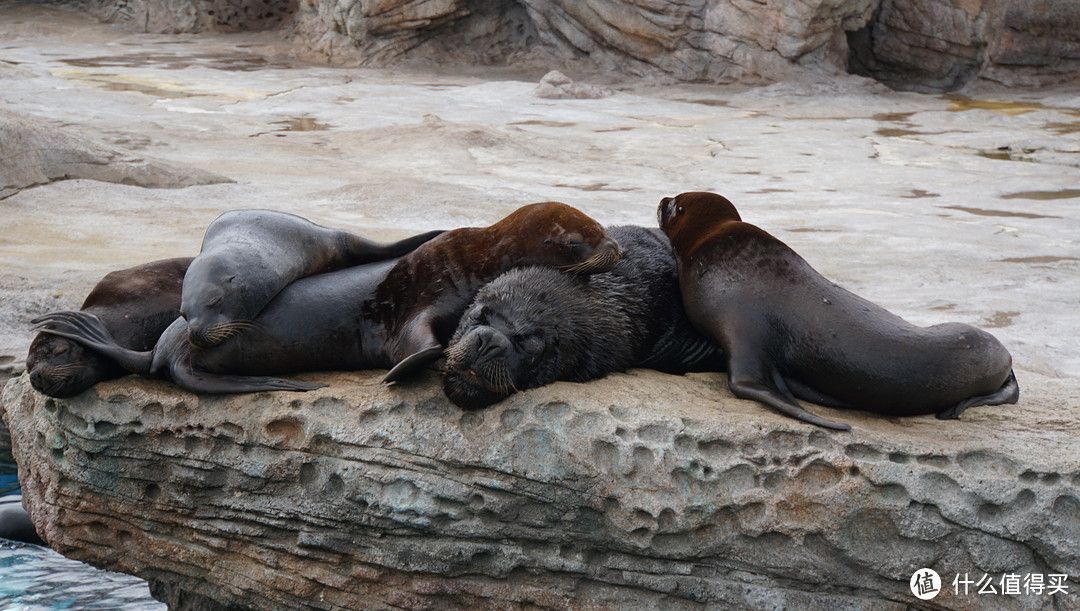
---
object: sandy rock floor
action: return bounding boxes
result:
[1,4,1078,411]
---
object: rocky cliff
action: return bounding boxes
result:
[3,369,1078,610]
[76,0,1080,90]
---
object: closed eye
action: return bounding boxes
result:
[515,333,544,354]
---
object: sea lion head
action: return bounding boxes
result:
[442,267,571,410]
[181,256,253,348]
[493,202,622,274]
[657,192,742,255]
[26,334,108,398]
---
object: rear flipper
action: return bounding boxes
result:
[169,361,326,394]
[348,229,445,265]
[727,365,851,431]
[32,311,154,375]
[936,370,1020,420]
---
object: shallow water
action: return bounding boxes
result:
[0,539,165,610]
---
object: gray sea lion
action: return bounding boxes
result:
[26,257,192,398]
[33,203,622,394]
[658,191,1019,431]
[182,209,444,348]
[442,225,721,409]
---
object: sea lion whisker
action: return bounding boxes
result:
[561,248,620,274]
[51,362,89,373]
[444,341,468,362]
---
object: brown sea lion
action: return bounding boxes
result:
[182,209,444,348]
[658,191,1019,431]
[33,203,622,394]
[442,225,721,409]
[378,201,622,382]
[26,257,192,398]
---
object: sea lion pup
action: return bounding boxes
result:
[33,203,621,394]
[183,209,445,348]
[442,225,722,410]
[658,191,1019,431]
[26,257,192,398]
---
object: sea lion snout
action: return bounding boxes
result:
[28,366,46,390]
[447,326,511,371]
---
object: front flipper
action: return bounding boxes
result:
[936,370,1020,420]
[383,312,443,384]
[785,378,852,410]
[32,311,154,375]
[383,346,444,383]
[726,362,851,431]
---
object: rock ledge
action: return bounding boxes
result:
[3,370,1078,610]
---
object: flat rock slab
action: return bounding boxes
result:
[0,108,231,200]
[3,369,1078,610]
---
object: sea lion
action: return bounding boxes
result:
[658,191,1019,431]
[442,225,722,410]
[378,201,622,382]
[33,202,622,394]
[26,257,192,398]
[183,209,444,348]
[0,494,44,546]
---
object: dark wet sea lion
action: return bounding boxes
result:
[183,209,444,348]
[26,257,192,398]
[658,191,1019,431]
[442,225,721,410]
[0,494,45,546]
[34,203,621,394]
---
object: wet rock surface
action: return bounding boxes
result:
[3,370,1079,610]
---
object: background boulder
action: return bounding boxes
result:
[76,0,1080,89]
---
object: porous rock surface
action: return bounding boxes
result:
[78,0,1080,89]
[3,369,1078,610]
[0,109,231,200]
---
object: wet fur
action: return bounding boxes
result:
[443,226,721,410]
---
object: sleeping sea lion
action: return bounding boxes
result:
[26,257,191,398]
[33,203,621,394]
[442,225,721,409]
[182,209,444,347]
